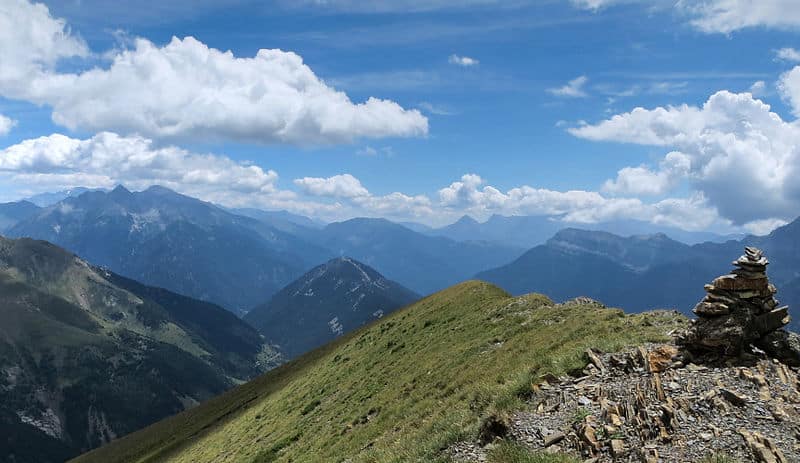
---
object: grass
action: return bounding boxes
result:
[72,281,685,463]
[487,442,579,463]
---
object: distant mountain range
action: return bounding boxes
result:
[4,187,526,311]
[246,257,419,359]
[0,236,277,462]
[312,218,525,296]
[478,219,800,328]
[421,214,740,249]
[0,200,40,232]
[24,188,106,207]
[6,186,329,314]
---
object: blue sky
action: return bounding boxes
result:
[2,0,800,233]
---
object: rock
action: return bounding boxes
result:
[647,345,678,373]
[756,330,800,367]
[738,429,787,463]
[720,387,747,407]
[693,301,730,316]
[543,431,565,447]
[713,274,769,291]
[585,349,606,373]
[641,447,659,463]
[610,439,626,458]
[754,307,791,335]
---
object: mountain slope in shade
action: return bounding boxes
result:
[315,217,525,296]
[0,236,278,462]
[245,257,419,359]
[8,186,330,313]
[0,200,40,232]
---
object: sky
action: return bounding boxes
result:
[1,0,800,234]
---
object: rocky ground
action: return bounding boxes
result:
[449,342,800,462]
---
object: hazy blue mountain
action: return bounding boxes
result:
[24,187,105,207]
[477,219,800,326]
[0,236,278,462]
[245,257,419,359]
[231,207,324,237]
[8,186,330,314]
[0,200,40,232]
[314,217,525,296]
[429,214,735,249]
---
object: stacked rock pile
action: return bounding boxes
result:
[682,247,790,354]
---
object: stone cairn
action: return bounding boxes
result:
[682,246,791,355]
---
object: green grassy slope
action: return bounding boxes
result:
[72,281,685,463]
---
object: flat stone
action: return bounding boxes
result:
[712,274,769,291]
[693,301,730,316]
[543,431,565,447]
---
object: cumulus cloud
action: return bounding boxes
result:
[0,0,89,96]
[569,90,800,225]
[293,173,433,219]
[0,0,428,145]
[548,76,589,98]
[448,54,479,67]
[294,174,370,199]
[602,151,691,196]
[0,132,292,206]
[0,113,15,136]
[436,173,724,231]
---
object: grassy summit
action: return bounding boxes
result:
[73,281,684,463]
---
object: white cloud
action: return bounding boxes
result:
[547,75,589,98]
[0,1,428,145]
[749,80,767,97]
[0,113,16,136]
[683,0,800,34]
[436,173,724,231]
[573,0,800,34]
[0,132,291,205]
[417,102,456,116]
[355,145,394,157]
[0,0,89,96]
[448,54,479,67]
[602,151,691,196]
[743,217,789,236]
[776,47,800,62]
[778,65,800,117]
[294,174,370,199]
[570,90,800,225]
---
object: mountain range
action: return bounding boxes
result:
[5,187,527,312]
[421,214,739,249]
[6,186,329,314]
[477,220,800,327]
[0,236,277,462]
[245,257,419,359]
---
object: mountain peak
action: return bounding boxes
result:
[245,256,418,359]
[143,185,178,195]
[110,184,132,196]
[454,215,479,226]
